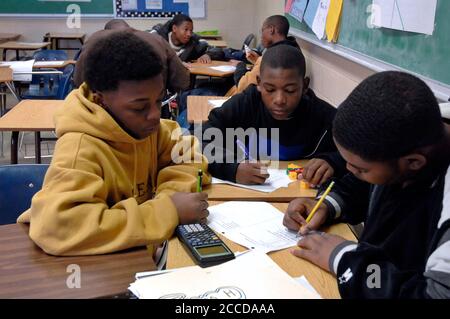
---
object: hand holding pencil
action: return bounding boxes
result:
[283,181,335,235]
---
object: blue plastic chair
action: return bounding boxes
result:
[20,50,70,100]
[21,64,74,100]
[0,164,49,225]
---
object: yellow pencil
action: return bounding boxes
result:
[305,181,335,224]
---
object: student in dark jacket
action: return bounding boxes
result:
[74,19,190,93]
[225,15,301,97]
[151,14,222,63]
[203,45,345,186]
[284,71,450,298]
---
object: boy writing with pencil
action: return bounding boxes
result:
[204,45,345,186]
[18,31,210,257]
[284,71,450,298]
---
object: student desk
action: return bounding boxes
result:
[32,60,76,69]
[0,41,51,61]
[43,32,86,50]
[204,160,317,201]
[0,99,63,164]
[198,33,223,40]
[206,40,228,48]
[187,95,226,123]
[0,66,19,107]
[188,60,236,89]
[0,33,21,44]
[0,223,155,298]
[168,202,357,299]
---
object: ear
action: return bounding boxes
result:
[302,77,310,94]
[256,75,262,92]
[399,153,427,171]
[92,91,106,108]
[269,25,275,35]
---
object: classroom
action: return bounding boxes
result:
[0,0,449,303]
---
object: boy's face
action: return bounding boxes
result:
[96,75,165,140]
[335,141,401,185]
[257,67,306,121]
[260,23,274,48]
[173,21,193,45]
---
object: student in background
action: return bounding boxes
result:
[284,71,450,298]
[18,31,210,256]
[74,19,190,94]
[151,14,223,63]
[225,15,301,97]
[204,45,345,186]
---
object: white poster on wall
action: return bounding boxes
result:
[121,0,138,11]
[372,0,437,35]
[188,0,205,18]
[145,0,163,10]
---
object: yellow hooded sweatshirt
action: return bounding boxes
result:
[18,83,210,256]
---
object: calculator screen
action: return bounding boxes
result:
[195,245,228,257]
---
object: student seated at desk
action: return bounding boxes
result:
[74,19,190,94]
[18,31,211,256]
[225,15,301,97]
[203,45,345,186]
[284,71,450,298]
[151,14,223,64]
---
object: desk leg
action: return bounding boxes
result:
[11,131,19,164]
[189,74,197,89]
[15,49,20,61]
[35,132,41,164]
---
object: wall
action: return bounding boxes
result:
[0,0,256,57]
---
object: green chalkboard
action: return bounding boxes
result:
[0,0,114,16]
[286,0,450,87]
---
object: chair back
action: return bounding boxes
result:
[0,164,49,225]
[56,64,75,99]
[33,50,68,61]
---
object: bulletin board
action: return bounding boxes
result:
[115,0,205,19]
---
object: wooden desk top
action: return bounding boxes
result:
[207,40,228,48]
[0,99,63,131]
[45,32,86,40]
[187,95,227,123]
[0,33,21,43]
[0,66,13,82]
[205,160,317,201]
[33,60,76,69]
[0,223,155,298]
[0,41,51,50]
[198,34,223,40]
[168,202,357,299]
[188,60,236,77]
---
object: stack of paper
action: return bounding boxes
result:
[211,168,293,193]
[210,65,236,73]
[208,99,229,108]
[129,250,320,299]
[207,201,300,253]
[1,60,35,81]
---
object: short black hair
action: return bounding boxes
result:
[333,71,444,161]
[85,31,163,92]
[104,19,130,30]
[170,14,193,29]
[264,15,290,37]
[260,44,306,78]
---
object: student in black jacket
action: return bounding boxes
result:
[203,45,345,186]
[151,14,222,63]
[284,71,450,298]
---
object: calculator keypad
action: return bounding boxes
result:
[180,223,222,247]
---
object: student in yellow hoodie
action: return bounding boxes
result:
[18,31,211,257]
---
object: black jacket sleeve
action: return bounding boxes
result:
[234,62,249,86]
[202,93,251,182]
[321,173,371,225]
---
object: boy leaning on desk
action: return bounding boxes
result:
[284,71,450,298]
[18,31,211,257]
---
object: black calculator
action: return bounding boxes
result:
[176,223,235,267]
